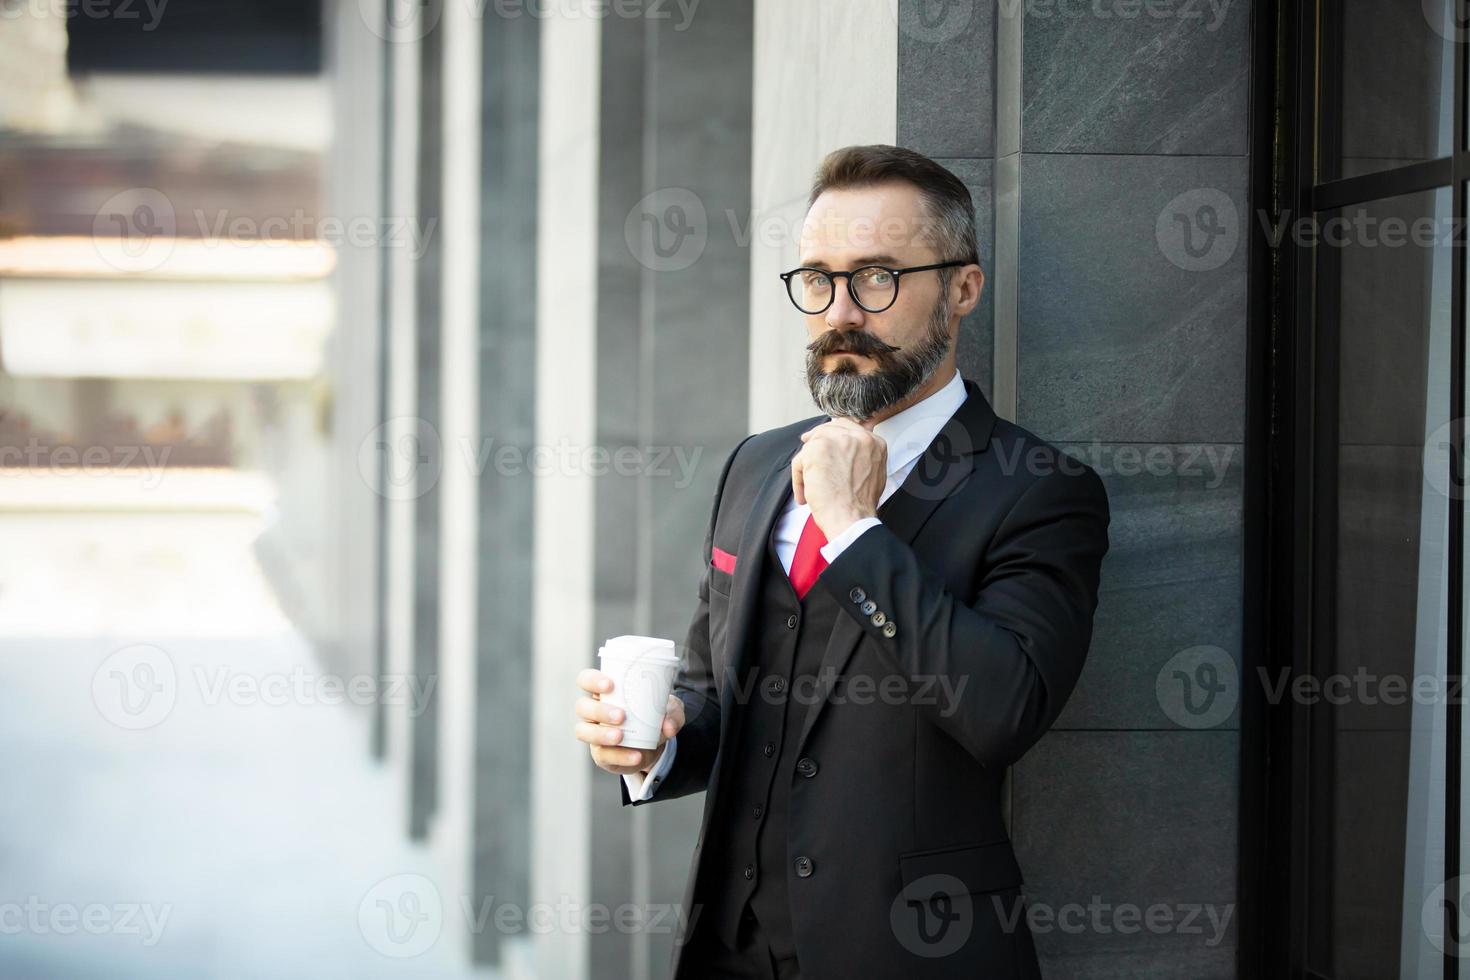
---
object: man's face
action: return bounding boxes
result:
[795,181,979,422]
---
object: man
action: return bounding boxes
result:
[574,144,1110,979]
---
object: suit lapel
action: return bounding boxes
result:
[793,379,996,753]
[718,437,805,734]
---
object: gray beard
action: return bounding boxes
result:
[806,295,953,422]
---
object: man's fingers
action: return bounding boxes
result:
[663,696,684,736]
[590,745,649,774]
[576,667,613,694]
[575,720,624,746]
[575,695,624,726]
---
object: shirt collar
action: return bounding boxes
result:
[869,369,968,477]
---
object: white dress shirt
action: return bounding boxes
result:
[623,369,970,802]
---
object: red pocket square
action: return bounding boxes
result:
[710,546,737,574]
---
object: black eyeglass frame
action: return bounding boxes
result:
[778,258,974,314]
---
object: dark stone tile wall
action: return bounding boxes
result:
[898,2,1252,975]
[898,0,997,402]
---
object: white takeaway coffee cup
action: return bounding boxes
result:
[598,635,681,750]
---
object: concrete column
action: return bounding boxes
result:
[409,5,445,841]
[748,0,898,433]
[379,2,424,839]
[531,6,602,979]
[429,0,484,962]
[463,4,541,970]
[325,0,387,685]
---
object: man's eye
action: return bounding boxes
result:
[803,272,830,287]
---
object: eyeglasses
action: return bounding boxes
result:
[779,259,972,315]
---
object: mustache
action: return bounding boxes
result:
[805,331,902,359]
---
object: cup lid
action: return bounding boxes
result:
[599,635,678,659]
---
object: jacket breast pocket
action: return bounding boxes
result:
[898,838,1024,898]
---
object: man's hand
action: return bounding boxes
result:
[575,668,685,777]
[792,417,887,539]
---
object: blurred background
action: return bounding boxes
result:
[0,1,1464,978]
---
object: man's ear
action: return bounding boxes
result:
[953,264,985,317]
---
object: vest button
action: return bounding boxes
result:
[769,676,786,694]
[794,856,814,878]
[763,741,776,757]
[744,865,755,880]
[752,804,763,819]
[796,757,818,778]
[785,613,798,629]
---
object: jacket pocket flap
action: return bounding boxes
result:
[898,838,1023,897]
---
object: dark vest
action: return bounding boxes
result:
[697,514,842,961]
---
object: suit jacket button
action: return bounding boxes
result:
[744,865,755,880]
[796,757,818,778]
[860,599,877,615]
[794,856,814,877]
[870,610,886,626]
[785,613,798,629]
[849,586,866,604]
[882,621,897,638]
[763,741,776,757]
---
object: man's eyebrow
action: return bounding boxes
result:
[799,254,902,270]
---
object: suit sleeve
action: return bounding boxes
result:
[620,433,753,807]
[814,459,1110,770]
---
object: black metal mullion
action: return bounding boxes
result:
[1305,0,1341,974]
[1238,0,1293,973]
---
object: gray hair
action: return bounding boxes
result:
[807,144,979,276]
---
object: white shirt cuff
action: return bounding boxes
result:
[622,734,678,802]
[819,516,881,564]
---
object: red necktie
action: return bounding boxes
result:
[787,513,829,599]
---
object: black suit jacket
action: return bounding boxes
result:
[621,378,1110,979]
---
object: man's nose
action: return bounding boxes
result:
[825,281,866,331]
